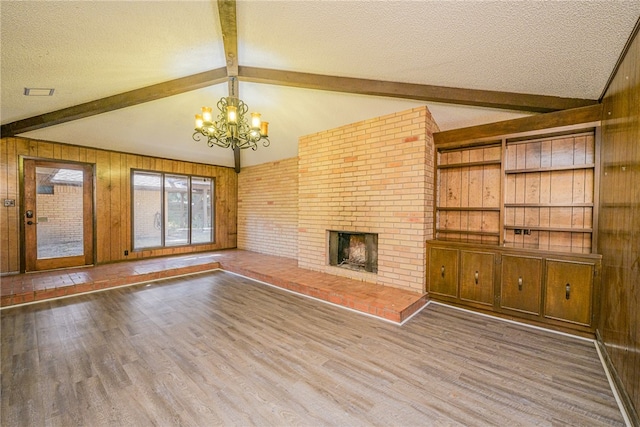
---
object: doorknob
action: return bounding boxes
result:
[27,220,34,225]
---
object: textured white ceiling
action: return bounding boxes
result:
[2,1,639,168]
[1,1,225,123]
[238,1,638,99]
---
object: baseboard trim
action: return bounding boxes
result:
[595,329,639,427]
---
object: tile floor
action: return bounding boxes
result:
[0,249,427,323]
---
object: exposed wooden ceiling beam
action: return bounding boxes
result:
[2,65,601,138]
[1,68,228,137]
[238,66,597,113]
[216,0,241,172]
[217,0,238,77]
[433,103,603,146]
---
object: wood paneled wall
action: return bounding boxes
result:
[0,137,237,274]
[598,25,640,421]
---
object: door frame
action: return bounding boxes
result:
[20,157,96,273]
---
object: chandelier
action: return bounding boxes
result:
[193,88,270,151]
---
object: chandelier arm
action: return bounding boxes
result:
[192,132,205,143]
[217,97,228,113]
[237,100,249,116]
[207,136,231,149]
[235,138,255,150]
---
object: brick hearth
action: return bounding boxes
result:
[1,250,427,323]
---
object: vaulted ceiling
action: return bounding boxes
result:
[2,1,639,168]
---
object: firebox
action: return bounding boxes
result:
[328,231,378,273]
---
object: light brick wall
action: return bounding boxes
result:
[36,184,83,245]
[298,106,438,293]
[238,158,298,259]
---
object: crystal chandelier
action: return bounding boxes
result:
[193,83,269,151]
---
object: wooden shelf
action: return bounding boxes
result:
[504,163,595,174]
[600,203,638,208]
[437,207,500,212]
[504,203,594,208]
[435,129,597,255]
[504,225,593,233]
[436,229,500,237]
[438,160,501,169]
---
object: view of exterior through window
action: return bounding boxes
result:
[36,166,84,258]
[132,171,214,250]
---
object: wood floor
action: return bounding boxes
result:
[1,271,624,426]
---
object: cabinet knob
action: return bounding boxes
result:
[566,283,571,300]
[441,265,445,278]
[474,271,479,285]
[518,276,523,291]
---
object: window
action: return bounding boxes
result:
[165,174,189,246]
[132,170,214,250]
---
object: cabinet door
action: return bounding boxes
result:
[460,250,494,306]
[500,255,542,315]
[428,247,458,298]
[544,260,594,326]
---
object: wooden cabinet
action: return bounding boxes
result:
[426,240,601,335]
[459,250,494,306]
[544,259,594,326]
[427,246,458,298]
[500,255,542,315]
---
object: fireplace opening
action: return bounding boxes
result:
[328,231,378,273]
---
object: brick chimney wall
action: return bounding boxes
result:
[298,106,438,293]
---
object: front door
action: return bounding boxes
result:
[23,159,94,272]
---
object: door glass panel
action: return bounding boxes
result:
[36,167,84,259]
[133,171,162,249]
[165,175,189,246]
[191,177,213,244]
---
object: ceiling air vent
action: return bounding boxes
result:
[24,88,55,96]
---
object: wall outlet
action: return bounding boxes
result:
[3,199,15,207]
[124,250,129,256]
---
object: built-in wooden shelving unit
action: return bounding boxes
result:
[503,130,596,254]
[436,143,502,246]
[429,124,602,336]
[435,129,598,255]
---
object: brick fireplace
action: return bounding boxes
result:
[238,106,438,293]
[328,231,378,273]
[297,106,439,293]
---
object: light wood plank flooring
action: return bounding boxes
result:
[1,271,624,426]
